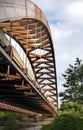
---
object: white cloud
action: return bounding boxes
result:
[51,24,73,41]
[66,1,83,19]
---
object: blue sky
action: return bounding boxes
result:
[31,0,83,106]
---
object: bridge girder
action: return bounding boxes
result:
[0,0,58,115]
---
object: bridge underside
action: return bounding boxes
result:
[0,0,58,116]
[0,45,56,115]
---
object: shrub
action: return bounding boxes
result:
[41,114,83,130]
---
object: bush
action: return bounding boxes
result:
[53,114,83,130]
[41,114,83,130]
[0,111,20,124]
[41,123,53,130]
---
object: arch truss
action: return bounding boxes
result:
[0,0,58,113]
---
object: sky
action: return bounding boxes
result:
[31,0,83,106]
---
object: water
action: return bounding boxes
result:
[0,125,41,130]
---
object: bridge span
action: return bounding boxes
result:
[0,0,58,116]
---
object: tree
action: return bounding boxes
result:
[60,101,83,115]
[59,58,83,103]
[41,112,83,130]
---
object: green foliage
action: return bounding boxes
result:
[53,114,83,130]
[41,102,83,130]
[41,123,53,130]
[60,101,83,115]
[0,111,20,124]
[59,58,83,103]
[41,114,83,130]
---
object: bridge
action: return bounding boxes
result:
[0,0,58,116]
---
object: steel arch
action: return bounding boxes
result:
[0,0,58,109]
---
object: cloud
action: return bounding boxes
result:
[31,0,60,11]
[66,1,83,19]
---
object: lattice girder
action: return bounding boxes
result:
[0,0,58,109]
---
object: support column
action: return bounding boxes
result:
[20,114,28,121]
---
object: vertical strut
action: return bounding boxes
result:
[7,65,10,75]
[22,80,24,86]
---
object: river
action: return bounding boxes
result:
[0,125,42,130]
